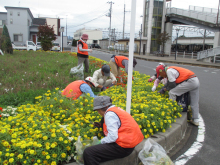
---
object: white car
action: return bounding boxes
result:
[37,42,42,50]
[51,42,61,51]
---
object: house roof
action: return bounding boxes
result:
[4,6,34,20]
[32,18,46,25]
[0,12,7,15]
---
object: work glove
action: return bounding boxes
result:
[97,140,101,145]
[148,78,153,82]
[101,86,107,91]
[152,86,157,92]
[109,83,114,87]
[93,122,102,128]
[158,88,165,94]
[154,79,160,87]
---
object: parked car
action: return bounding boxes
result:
[37,42,42,50]
[90,43,101,49]
[12,41,37,51]
[51,42,60,51]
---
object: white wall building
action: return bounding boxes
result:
[74,28,102,44]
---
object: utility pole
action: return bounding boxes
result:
[107,1,114,48]
[203,29,206,51]
[139,24,142,55]
[66,15,67,36]
[123,4,130,39]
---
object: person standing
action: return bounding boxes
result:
[156,65,200,126]
[109,55,137,82]
[77,34,92,73]
[61,77,96,99]
[83,96,144,165]
[93,64,117,91]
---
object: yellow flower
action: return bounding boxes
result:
[43,136,48,140]
[30,150,35,154]
[51,161,57,165]
[51,143,56,148]
[61,153,66,158]
[9,158,14,163]
[46,155,50,159]
[60,100,63,103]
[23,160,27,164]
[52,153,57,158]
[50,105,53,108]
[55,87,59,90]
[59,137,63,141]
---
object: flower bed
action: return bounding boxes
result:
[0,56,182,165]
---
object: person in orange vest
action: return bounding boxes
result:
[77,34,92,73]
[109,55,137,82]
[156,65,200,126]
[83,96,144,165]
[61,77,96,100]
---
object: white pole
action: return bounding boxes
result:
[192,52,193,58]
[126,0,136,114]
[183,51,185,58]
[146,0,154,55]
[61,32,63,52]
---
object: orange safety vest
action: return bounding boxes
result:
[103,107,144,148]
[114,56,129,68]
[168,66,196,84]
[61,80,86,100]
[77,40,89,55]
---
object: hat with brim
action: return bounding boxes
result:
[102,65,110,77]
[156,65,165,78]
[93,96,112,111]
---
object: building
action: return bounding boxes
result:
[74,28,102,44]
[0,6,61,46]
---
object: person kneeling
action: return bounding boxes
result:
[93,64,117,91]
[83,96,144,165]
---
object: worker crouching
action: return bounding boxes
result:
[83,96,144,165]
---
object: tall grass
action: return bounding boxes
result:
[0,50,99,107]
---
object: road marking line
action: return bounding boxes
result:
[174,113,205,165]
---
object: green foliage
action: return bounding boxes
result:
[37,24,56,51]
[72,39,77,46]
[0,51,99,107]
[156,32,171,52]
[1,25,13,54]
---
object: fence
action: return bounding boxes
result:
[166,7,219,24]
[197,46,220,63]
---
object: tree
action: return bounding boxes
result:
[156,32,171,52]
[1,25,13,54]
[37,24,56,51]
[72,39,77,46]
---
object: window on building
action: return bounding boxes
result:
[10,18,13,24]
[27,19,30,26]
[18,12,20,16]
[10,11,13,16]
[0,20,2,26]
[14,34,23,42]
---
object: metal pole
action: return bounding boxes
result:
[66,15,67,36]
[175,29,179,60]
[203,29,206,51]
[139,24,142,55]
[123,4,125,39]
[126,0,136,114]
[217,0,220,26]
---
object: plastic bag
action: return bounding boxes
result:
[75,136,99,164]
[70,63,84,79]
[176,92,189,112]
[138,138,174,165]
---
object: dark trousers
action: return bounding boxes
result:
[83,142,134,165]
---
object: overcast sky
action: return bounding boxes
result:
[0,0,219,38]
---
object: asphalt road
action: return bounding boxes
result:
[89,50,220,165]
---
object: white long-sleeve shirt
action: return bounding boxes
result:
[101,105,121,144]
[92,69,116,87]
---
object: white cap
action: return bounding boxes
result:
[157,62,165,67]
[85,77,95,87]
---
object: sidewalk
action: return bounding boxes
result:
[99,49,220,69]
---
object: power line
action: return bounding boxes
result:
[67,10,109,29]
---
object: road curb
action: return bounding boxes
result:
[96,49,220,69]
[66,113,187,165]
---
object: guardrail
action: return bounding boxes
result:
[166,7,219,24]
[197,47,220,62]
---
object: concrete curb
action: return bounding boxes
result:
[66,113,187,165]
[97,49,220,69]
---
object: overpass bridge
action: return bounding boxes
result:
[164,5,220,62]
